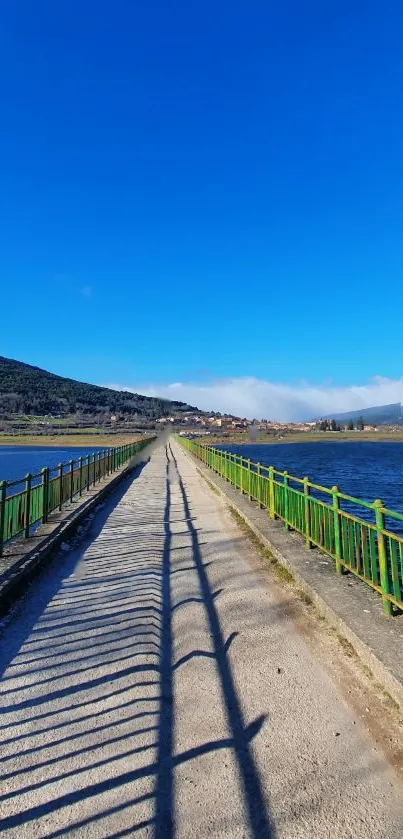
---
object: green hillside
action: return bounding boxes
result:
[0,356,197,419]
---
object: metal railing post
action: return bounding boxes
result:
[283,470,289,530]
[0,481,6,557]
[58,463,63,511]
[257,463,263,508]
[332,486,342,574]
[69,459,74,502]
[268,466,275,519]
[248,459,252,500]
[41,467,49,523]
[174,437,403,615]
[374,500,392,616]
[86,455,90,491]
[303,477,312,548]
[78,457,83,496]
[24,473,32,538]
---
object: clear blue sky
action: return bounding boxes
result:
[1,1,403,394]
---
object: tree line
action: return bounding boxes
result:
[0,356,196,419]
[317,417,366,432]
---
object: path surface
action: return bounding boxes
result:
[0,439,402,838]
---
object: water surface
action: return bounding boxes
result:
[218,441,403,513]
[0,445,102,488]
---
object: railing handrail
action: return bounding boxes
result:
[2,445,128,490]
[199,443,401,519]
[0,437,154,556]
[177,438,403,616]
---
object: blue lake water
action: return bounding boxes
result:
[3,439,403,517]
[218,441,403,514]
[0,445,102,489]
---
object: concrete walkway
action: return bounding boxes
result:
[0,439,402,838]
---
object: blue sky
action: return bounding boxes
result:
[1,2,403,418]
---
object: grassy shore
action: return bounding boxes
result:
[0,433,144,447]
[197,430,403,446]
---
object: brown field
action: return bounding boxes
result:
[0,433,144,448]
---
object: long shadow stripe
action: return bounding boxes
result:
[168,443,274,839]
[154,448,175,837]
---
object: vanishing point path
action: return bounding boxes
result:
[0,440,402,838]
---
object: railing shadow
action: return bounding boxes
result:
[0,443,274,837]
[0,455,164,834]
[168,443,273,838]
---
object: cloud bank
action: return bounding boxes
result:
[107,375,403,421]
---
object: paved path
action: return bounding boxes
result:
[0,439,402,838]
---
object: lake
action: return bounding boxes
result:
[3,439,403,516]
[218,441,403,513]
[0,445,102,489]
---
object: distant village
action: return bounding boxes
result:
[155,412,384,437]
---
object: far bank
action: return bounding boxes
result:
[0,432,145,448]
[196,430,403,446]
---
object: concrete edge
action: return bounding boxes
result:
[179,445,403,711]
[0,455,148,617]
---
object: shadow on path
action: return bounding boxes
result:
[0,459,150,679]
[168,443,274,839]
[0,444,274,838]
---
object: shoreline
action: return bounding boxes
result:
[197,432,403,446]
[0,433,144,448]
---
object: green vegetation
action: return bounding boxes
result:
[318,419,342,432]
[0,356,196,420]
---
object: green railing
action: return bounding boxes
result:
[178,437,403,616]
[0,438,154,556]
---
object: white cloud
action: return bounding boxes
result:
[105,375,403,421]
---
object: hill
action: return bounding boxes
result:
[0,356,197,419]
[323,403,403,425]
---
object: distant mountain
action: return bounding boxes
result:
[0,356,198,419]
[321,403,403,425]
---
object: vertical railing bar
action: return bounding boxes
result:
[24,473,32,538]
[0,480,6,557]
[69,459,74,503]
[41,467,49,524]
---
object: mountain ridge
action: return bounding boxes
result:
[320,403,403,425]
[0,356,198,419]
